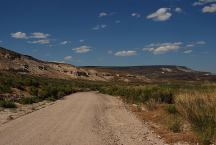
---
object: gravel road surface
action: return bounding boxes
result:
[0,92,165,145]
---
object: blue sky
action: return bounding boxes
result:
[0,0,216,72]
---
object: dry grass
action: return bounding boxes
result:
[176,91,216,145]
[131,104,198,144]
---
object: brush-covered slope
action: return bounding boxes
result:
[0,47,104,81]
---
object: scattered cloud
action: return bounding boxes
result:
[175,7,183,13]
[11,32,50,40]
[193,0,216,6]
[30,32,50,39]
[186,44,195,48]
[202,3,216,13]
[114,50,137,57]
[143,41,206,55]
[115,20,121,24]
[92,24,107,30]
[184,50,193,54]
[186,41,206,47]
[98,12,116,17]
[131,12,141,18]
[28,39,50,44]
[143,42,182,54]
[80,39,85,43]
[72,45,91,53]
[11,32,51,45]
[99,12,108,17]
[0,40,2,43]
[60,41,70,45]
[101,24,107,28]
[196,41,206,45]
[147,8,172,21]
[108,50,113,54]
[11,32,28,39]
[64,56,72,61]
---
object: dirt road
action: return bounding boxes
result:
[0,92,164,145]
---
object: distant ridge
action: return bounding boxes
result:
[0,47,215,82]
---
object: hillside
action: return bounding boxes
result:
[0,47,105,81]
[0,47,215,82]
[82,65,216,82]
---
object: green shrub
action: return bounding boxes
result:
[165,104,177,114]
[0,84,11,93]
[151,88,174,104]
[0,100,16,108]
[15,81,25,91]
[100,85,175,105]
[57,91,66,98]
[46,96,56,101]
[38,88,49,99]
[145,99,158,111]
[29,86,39,96]
[168,119,182,133]
[19,97,40,104]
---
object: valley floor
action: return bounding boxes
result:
[0,92,165,145]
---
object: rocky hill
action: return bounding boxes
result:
[0,47,105,81]
[0,47,215,82]
[82,65,216,82]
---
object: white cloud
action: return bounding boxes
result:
[30,32,50,39]
[186,44,195,48]
[64,56,72,61]
[143,41,206,55]
[193,2,203,6]
[28,39,50,44]
[60,41,70,45]
[11,32,28,39]
[11,32,50,39]
[80,39,85,43]
[131,13,141,18]
[143,42,182,55]
[175,7,182,13]
[193,0,216,6]
[184,50,193,54]
[72,45,91,53]
[202,3,216,13]
[0,40,2,43]
[196,41,206,45]
[92,25,100,30]
[108,50,113,54]
[92,24,107,30]
[98,12,116,17]
[99,12,108,17]
[101,24,107,28]
[186,41,206,47]
[114,50,137,57]
[147,8,172,21]
[115,20,121,24]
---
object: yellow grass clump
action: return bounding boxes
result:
[176,90,216,145]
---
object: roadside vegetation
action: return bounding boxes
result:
[176,91,216,145]
[98,83,216,144]
[0,72,105,106]
[0,100,16,108]
[1,72,216,144]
